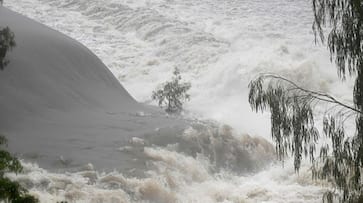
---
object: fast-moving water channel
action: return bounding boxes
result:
[4,0,354,202]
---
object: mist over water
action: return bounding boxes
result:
[4,0,354,202]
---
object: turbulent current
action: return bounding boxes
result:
[3,0,355,202]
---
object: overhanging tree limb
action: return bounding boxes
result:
[249,73,363,202]
[253,74,362,114]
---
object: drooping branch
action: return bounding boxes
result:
[249,0,363,202]
[253,74,362,114]
[249,74,322,170]
[248,73,362,202]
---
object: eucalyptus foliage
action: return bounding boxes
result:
[249,74,360,202]
[152,68,191,114]
[0,26,16,70]
[249,75,320,171]
[0,26,37,202]
[249,0,363,201]
[0,135,38,203]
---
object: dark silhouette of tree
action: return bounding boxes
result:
[0,26,16,70]
[0,135,38,202]
[152,68,191,114]
[249,0,363,202]
[0,26,38,202]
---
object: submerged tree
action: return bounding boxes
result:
[0,26,16,70]
[249,0,363,202]
[152,68,191,114]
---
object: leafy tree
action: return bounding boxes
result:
[0,26,16,70]
[248,0,363,202]
[0,26,38,202]
[0,135,38,203]
[152,68,191,114]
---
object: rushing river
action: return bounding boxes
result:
[3,0,354,202]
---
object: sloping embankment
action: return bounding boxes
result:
[0,7,273,177]
[0,7,186,173]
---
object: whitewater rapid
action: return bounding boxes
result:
[3,0,354,202]
[7,0,353,136]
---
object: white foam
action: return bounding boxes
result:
[4,0,353,201]
[5,124,325,202]
[6,152,328,202]
[5,0,353,136]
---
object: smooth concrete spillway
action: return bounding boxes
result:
[0,7,275,176]
[0,7,185,173]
